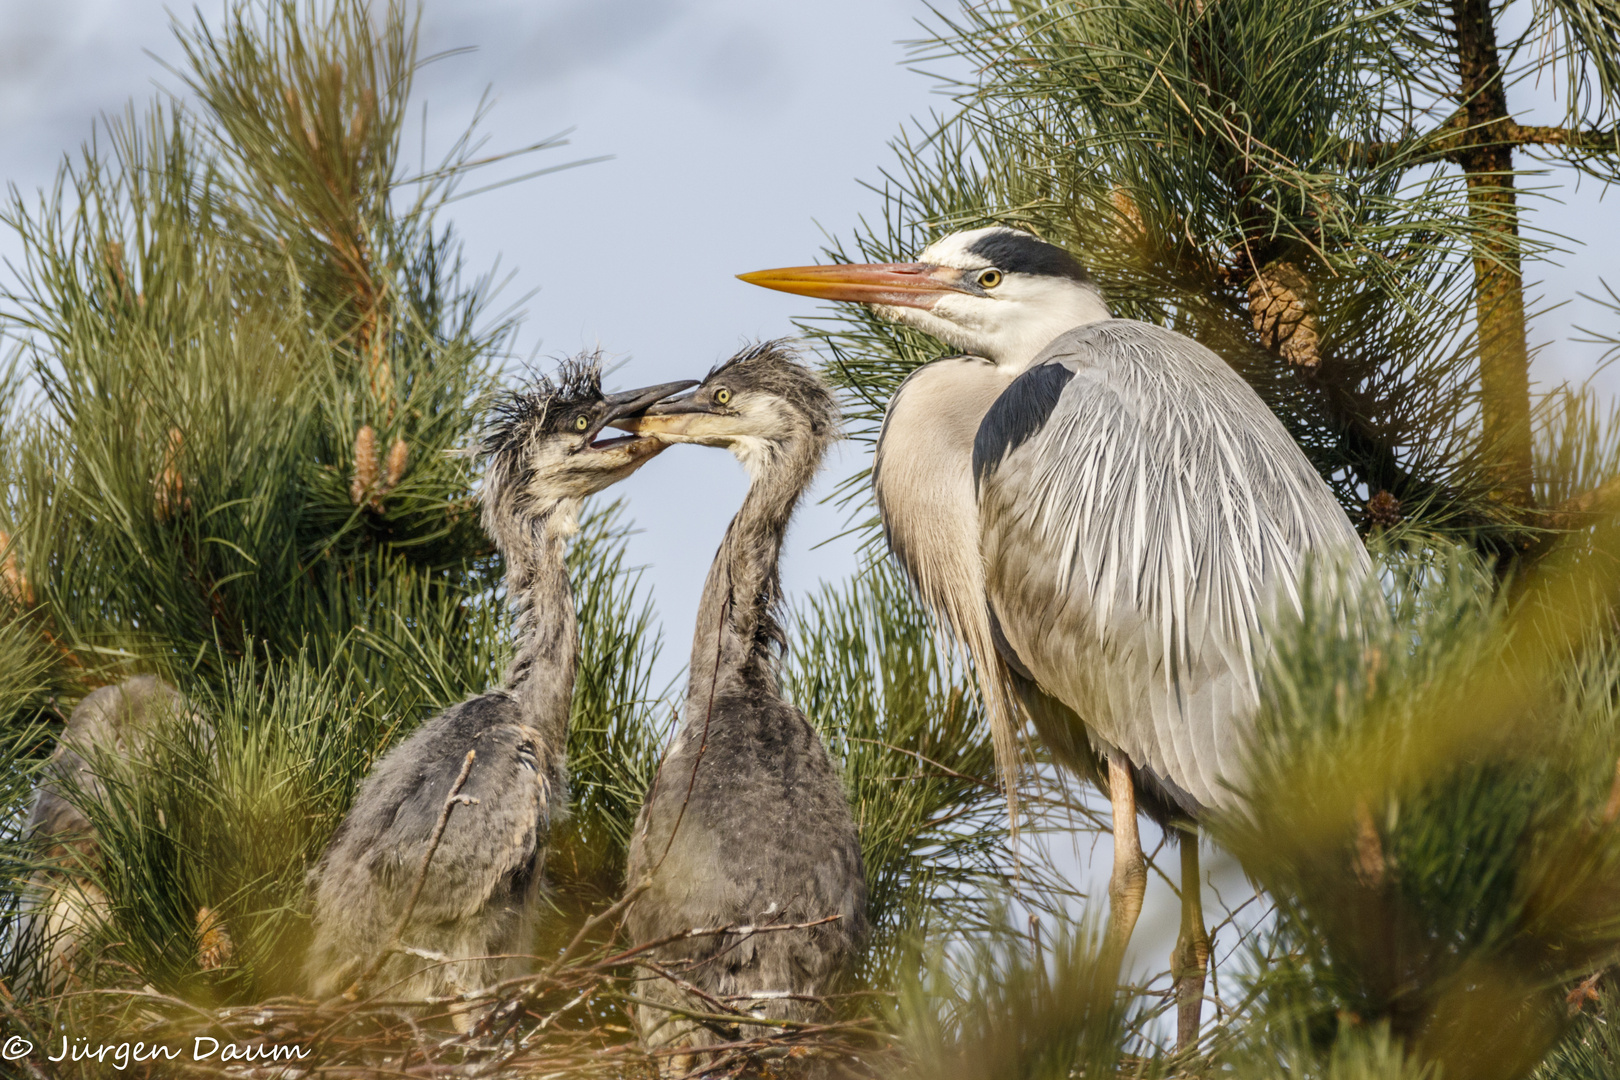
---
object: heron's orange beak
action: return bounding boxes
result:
[738,263,967,309]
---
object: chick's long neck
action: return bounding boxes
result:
[499,501,579,762]
[685,432,822,714]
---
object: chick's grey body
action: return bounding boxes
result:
[305,359,689,1007]
[28,676,191,845]
[623,344,866,1068]
[303,695,554,1000]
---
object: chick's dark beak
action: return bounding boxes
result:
[639,392,712,417]
[585,380,698,448]
[609,390,737,439]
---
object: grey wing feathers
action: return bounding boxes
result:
[976,321,1368,809]
[314,695,551,925]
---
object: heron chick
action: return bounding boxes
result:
[615,342,867,1075]
[20,676,197,991]
[304,360,694,1016]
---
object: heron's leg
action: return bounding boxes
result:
[1104,750,1147,972]
[1171,827,1211,1052]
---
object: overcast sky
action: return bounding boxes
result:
[3,0,1616,976]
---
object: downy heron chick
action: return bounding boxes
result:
[616,342,867,1073]
[20,676,196,991]
[304,360,694,1013]
[742,227,1370,1046]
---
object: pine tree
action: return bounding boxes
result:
[10,0,1618,1075]
[801,0,1620,1075]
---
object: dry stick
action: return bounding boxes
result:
[646,1019,884,1072]
[553,879,650,969]
[434,882,658,1017]
[346,749,479,998]
[599,915,843,969]
[635,958,744,1019]
[66,987,241,1044]
[387,913,842,1024]
[620,996,853,1032]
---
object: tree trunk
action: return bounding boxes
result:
[1452,0,1534,512]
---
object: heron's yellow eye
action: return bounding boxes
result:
[978,268,1003,289]
[574,415,590,432]
[715,388,732,405]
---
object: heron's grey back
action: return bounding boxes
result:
[975,320,1369,809]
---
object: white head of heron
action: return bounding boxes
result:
[738,226,1110,373]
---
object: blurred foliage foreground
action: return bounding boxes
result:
[4,2,1620,1079]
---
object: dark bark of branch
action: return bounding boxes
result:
[1452,0,1534,513]
[1504,124,1620,152]
[1335,114,1618,167]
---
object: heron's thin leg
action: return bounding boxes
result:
[1171,827,1210,1053]
[1104,750,1146,972]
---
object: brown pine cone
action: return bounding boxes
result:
[1247,261,1321,369]
[196,906,234,971]
[1364,489,1403,530]
[350,424,379,507]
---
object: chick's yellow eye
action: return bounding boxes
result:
[714,388,732,405]
[574,415,590,431]
[978,268,1003,289]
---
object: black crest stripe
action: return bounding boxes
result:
[966,230,1092,283]
[973,362,1075,490]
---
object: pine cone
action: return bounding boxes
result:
[1352,799,1389,888]
[0,531,33,607]
[153,428,190,521]
[1363,489,1402,530]
[1247,260,1320,369]
[196,906,233,971]
[383,437,409,490]
[103,241,131,302]
[1110,187,1144,236]
[350,424,379,506]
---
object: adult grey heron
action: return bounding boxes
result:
[304,359,694,1020]
[741,227,1369,1046]
[616,342,867,1075]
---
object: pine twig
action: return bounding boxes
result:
[552,879,649,969]
[1545,476,1620,533]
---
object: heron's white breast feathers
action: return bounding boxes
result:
[873,357,1025,801]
